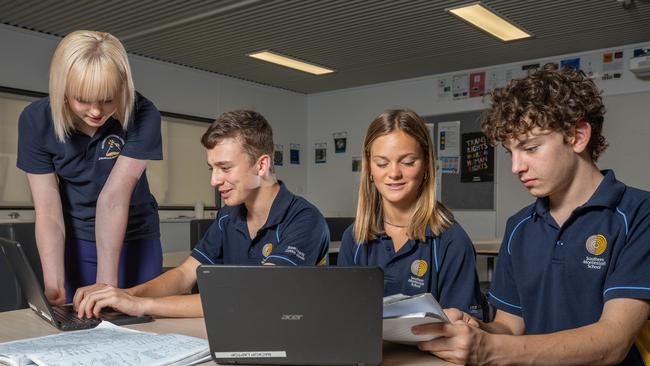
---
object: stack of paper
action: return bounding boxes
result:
[383,293,449,345]
[0,322,210,366]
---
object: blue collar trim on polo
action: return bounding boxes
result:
[532,170,625,219]
[229,181,294,236]
[581,170,625,209]
[259,181,293,230]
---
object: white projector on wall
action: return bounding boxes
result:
[630,55,650,77]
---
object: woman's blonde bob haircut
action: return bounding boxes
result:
[353,109,453,244]
[49,30,135,142]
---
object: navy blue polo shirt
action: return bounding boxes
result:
[489,170,650,365]
[191,182,329,266]
[17,93,162,242]
[338,222,484,319]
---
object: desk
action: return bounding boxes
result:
[473,239,501,282]
[0,309,454,366]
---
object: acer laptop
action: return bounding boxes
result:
[0,238,152,331]
[197,265,383,365]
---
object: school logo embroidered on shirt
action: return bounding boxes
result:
[585,234,607,256]
[98,135,125,160]
[408,259,428,289]
[410,260,428,277]
[582,234,608,270]
[262,243,273,257]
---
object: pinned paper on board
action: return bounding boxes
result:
[452,74,468,99]
[315,143,327,164]
[437,121,461,174]
[333,132,347,153]
[274,144,283,166]
[352,156,361,172]
[461,132,494,182]
[602,50,624,80]
[560,57,580,71]
[290,143,300,164]
[437,77,452,100]
[469,71,486,97]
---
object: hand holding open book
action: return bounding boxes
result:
[383,293,449,345]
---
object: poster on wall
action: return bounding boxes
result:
[505,66,526,83]
[333,132,347,153]
[633,47,650,57]
[486,69,505,93]
[437,121,461,174]
[315,143,327,164]
[290,143,300,164]
[352,156,361,172]
[560,57,580,71]
[602,50,624,80]
[452,74,468,99]
[461,132,494,183]
[580,52,601,79]
[521,62,540,75]
[274,144,283,166]
[469,71,486,97]
[437,77,452,100]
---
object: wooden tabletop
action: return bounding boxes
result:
[473,239,501,255]
[0,309,454,365]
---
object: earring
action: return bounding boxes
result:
[369,175,374,182]
[423,172,428,180]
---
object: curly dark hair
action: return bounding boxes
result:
[481,63,608,161]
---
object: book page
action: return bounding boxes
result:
[382,293,449,345]
[383,314,444,345]
[0,322,209,366]
[383,293,448,321]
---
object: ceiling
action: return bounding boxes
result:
[2,0,650,94]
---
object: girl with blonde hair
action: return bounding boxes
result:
[338,109,485,320]
[17,30,163,304]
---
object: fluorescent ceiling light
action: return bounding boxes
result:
[447,2,532,42]
[248,51,334,75]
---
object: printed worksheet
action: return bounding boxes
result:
[0,322,210,366]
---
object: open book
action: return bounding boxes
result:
[383,293,449,345]
[0,321,211,366]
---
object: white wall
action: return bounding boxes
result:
[306,41,650,240]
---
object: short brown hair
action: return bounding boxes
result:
[481,63,607,161]
[201,110,274,165]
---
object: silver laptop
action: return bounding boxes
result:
[197,265,383,365]
[0,238,152,331]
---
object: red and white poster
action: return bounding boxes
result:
[469,71,486,97]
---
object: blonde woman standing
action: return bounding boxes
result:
[17,30,163,304]
[338,109,485,320]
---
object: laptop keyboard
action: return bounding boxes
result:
[52,305,101,327]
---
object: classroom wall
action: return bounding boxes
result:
[0,24,309,203]
[2,24,650,242]
[306,41,650,240]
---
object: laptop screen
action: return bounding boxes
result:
[197,265,383,366]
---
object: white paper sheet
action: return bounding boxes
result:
[0,322,210,366]
[382,293,449,345]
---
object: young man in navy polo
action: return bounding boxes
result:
[73,110,329,318]
[414,65,650,365]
